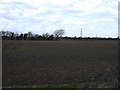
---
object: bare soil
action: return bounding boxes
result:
[2,40,118,88]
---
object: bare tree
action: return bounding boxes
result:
[28,31,33,39]
[54,29,65,39]
[1,31,6,36]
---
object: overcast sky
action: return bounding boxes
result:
[0,0,118,37]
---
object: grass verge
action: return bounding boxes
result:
[3,82,115,88]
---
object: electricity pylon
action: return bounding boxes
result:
[80,27,82,38]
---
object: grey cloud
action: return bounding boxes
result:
[0,1,35,11]
[10,2,35,9]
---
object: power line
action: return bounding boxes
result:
[1,24,9,31]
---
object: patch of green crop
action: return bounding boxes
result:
[3,82,115,89]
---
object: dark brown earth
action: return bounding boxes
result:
[2,40,118,88]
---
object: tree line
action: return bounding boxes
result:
[0,29,65,40]
[0,29,119,40]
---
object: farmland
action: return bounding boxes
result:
[2,40,118,88]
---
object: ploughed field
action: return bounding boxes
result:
[2,40,118,88]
